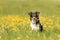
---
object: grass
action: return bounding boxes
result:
[0,15,60,40]
[0,0,60,40]
[0,0,60,16]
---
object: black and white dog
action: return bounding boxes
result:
[28,12,43,32]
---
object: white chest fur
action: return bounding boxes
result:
[30,22,40,31]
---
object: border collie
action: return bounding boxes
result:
[28,12,43,32]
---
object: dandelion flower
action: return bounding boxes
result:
[58,34,60,38]
[14,38,17,40]
[0,36,1,39]
[17,37,21,40]
[2,28,5,32]
[43,24,47,27]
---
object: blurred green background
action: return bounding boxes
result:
[0,0,60,16]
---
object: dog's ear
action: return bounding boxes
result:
[36,12,40,15]
[28,12,32,15]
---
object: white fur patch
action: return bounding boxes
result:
[30,21,40,31]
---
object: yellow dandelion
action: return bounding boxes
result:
[40,17,46,20]
[11,22,15,27]
[17,37,21,40]
[57,34,60,40]
[24,17,27,19]
[11,27,18,32]
[46,21,53,25]
[1,17,5,21]
[12,18,16,22]
[19,18,23,22]
[58,34,60,38]
[0,36,1,39]
[28,18,30,22]
[16,18,20,22]
[48,26,53,29]
[43,24,47,27]
[48,18,52,22]
[54,23,60,30]
[23,19,27,23]
[14,38,17,40]
[2,28,5,32]
[0,22,2,25]
[59,39,60,40]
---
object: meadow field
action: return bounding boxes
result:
[0,0,60,40]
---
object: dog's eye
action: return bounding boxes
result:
[30,15,32,17]
[36,16,39,19]
[36,15,38,17]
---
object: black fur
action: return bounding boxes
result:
[36,20,43,32]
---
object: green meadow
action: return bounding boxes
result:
[0,0,60,40]
[0,0,60,16]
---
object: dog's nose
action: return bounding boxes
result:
[33,17,35,18]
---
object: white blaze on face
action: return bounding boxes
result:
[31,17,36,24]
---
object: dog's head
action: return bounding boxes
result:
[28,12,40,21]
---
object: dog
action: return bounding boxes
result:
[28,12,43,32]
